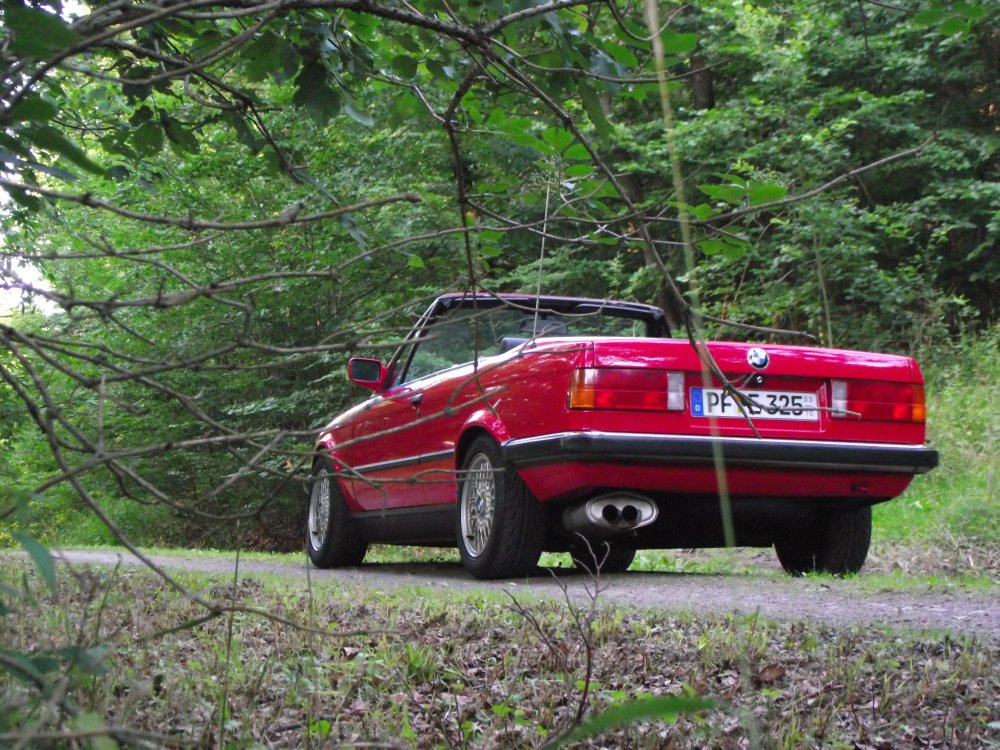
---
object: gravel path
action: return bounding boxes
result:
[48,549,1000,642]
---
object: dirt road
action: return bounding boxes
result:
[51,549,999,641]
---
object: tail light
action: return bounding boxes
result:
[830,380,926,423]
[569,368,685,411]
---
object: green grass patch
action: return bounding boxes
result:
[872,327,999,573]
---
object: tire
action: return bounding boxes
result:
[775,506,872,575]
[571,541,636,574]
[306,456,367,568]
[456,436,544,579]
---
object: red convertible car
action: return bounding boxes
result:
[307,293,938,579]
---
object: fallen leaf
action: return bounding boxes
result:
[758,664,786,684]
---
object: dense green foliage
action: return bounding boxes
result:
[0,0,997,550]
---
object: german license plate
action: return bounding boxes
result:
[690,388,819,421]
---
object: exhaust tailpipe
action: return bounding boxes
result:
[562,493,658,536]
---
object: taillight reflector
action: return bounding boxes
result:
[569,368,678,411]
[831,380,926,423]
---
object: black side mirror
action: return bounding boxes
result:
[347,357,386,392]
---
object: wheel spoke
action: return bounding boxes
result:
[309,474,330,548]
[461,454,496,558]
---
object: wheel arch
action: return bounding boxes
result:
[311,442,360,510]
[456,410,511,469]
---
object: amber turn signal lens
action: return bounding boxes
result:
[911,384,926,423]
[568,368,668,411]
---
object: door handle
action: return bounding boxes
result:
[409,393,423,407]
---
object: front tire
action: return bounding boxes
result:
[306,456,367,568]
[456,437,543,579]
[775,506,872,575]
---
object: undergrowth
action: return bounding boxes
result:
[872,326,999,576]
[1,559,997,749]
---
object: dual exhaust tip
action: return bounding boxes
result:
[562,493,659,536]
[599,502,642,526]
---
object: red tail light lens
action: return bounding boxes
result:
[831,380,926,423]
[569,368,672,411]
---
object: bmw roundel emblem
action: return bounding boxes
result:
[747,347,770,370]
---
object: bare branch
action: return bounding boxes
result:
[0,179,421,231]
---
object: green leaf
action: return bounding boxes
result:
[243,33,283,82]
[345,10,380,39]
[425,60,455,81]
[954,2,985,20]
[407,255,425,269]
[565,163,595,178]
[564,143,591,160]
[390,55,419,80]
[578,81,613,139]
[223,111,261,153]
[106,165,130,182]
[689,203,716,221]
[344,101,374,128]
[22,125,104,175]
[73,713,119,750]
[721,240,747,260]
[14,532,57,594]
[938,16,970,35]
[602,40,638,68]
[480,245,502,258]
[552,695,718,747]
[162,117,199,154]
[504,129,552,155]
[121,67,156,102]
[5,6,78,58]
[293,62,341,124]
[748,182,789,205]
[660,30,699,56]
[0,649,46,683]
[395,34,423,55]
[614,18,650,49]
[8,96,59,123]
[542,127,575,153]
[699,184,745,204]
[698,238,726,255]
[912,8,947,26]
[132,121,164,157]
[59,644,113,676]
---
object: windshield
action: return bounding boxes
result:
[399,302,652,383]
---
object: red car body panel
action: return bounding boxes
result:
[314,293,937,558]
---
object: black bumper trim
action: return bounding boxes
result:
[503,432,939,475]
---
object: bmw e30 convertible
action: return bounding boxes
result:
[306,293,938,579]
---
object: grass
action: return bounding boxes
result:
[1,558,997,749]
[871,327,999,578]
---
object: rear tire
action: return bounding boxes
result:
[456,437,543,579]
[775,506,871,575]
[306,456,367,568]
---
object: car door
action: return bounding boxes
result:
[343,306,483,511]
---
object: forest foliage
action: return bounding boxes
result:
[0,0,997,549]
[1,2,998,747]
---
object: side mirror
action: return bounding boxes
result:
[347,357,387,392]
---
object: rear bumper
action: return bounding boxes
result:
[503,431,939,475]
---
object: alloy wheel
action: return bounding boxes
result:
[308,473,331,550]
[460,452,496,557]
